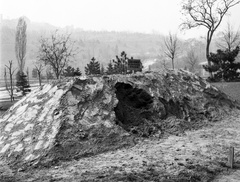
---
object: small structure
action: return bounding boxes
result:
[127,57,143,73]
[199,61,209,78]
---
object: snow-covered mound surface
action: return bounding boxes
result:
[0,70,238,169]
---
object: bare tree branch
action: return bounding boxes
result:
[38,30,78,79]
[181,0,240,78]
[164,32,179,69]
[34,61,44,86]
[4,60,16,102]
[217,22,240,50]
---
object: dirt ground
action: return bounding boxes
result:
[0,110,240,182]
[1,79,240,182]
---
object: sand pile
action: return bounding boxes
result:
[0,70,237,169]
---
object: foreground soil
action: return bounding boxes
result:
[1,111,240,182]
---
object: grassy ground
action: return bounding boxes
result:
[0,80,44,115]
[0,79,53,88]
[0,100,16,110]
[0,100,19,116]
[211,82,240,102]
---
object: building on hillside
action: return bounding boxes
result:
[127,57,143,73]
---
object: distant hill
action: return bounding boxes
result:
[0,17,210,79]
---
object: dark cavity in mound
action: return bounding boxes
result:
[113,82,208,137]
[114,82,154,134]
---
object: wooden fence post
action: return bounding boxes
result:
[228,146,234,168]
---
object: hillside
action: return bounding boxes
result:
[0,18,162,77]
[0,17,208,79]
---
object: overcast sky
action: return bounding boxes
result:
[1,0,240,38]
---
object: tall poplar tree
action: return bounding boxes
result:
[15,17,30,95]
[15,17,27,74]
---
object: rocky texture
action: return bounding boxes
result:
[2,112,240,182]
[0,69,238,169]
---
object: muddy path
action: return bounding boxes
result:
[1,111,240,182]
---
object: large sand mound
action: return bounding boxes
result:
[0,70,237,169]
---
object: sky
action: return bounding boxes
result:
[1,0,240,38]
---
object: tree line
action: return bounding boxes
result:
[4,0,240,101]
[4,17,135,101]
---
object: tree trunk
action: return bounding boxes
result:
[206,38,213,78]
[38,71,42,86]
[172,58,174,70]
[55,69,60,79]
[10,71,13,102]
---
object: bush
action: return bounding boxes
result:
[203,46,240,81]
[16,71,31,95]
[62,66,82,77]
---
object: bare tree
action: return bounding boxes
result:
[38,30,77,79]
[34,61,44,86]
[164,32,179,69]
[15,17,27,74]
[217,22,240,51]
[4,61,16,102]
[181,0,240,77]
[186,48,198,72]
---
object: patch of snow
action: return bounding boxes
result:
[0,144,10,153]
[34,140,44,150]
[23,137,31,142]
[10,97,28,111]
[14,143,23,152]
[43,140,51,149]
[104,120,113,128]
[42,84,52,93]
[50,120,61,139]
[24,124,34,131]
[15,104,28,115]
[48,86,58,95]
[12,130,24,137]
[10,140,18,145]
[0,113,11,123]
[25,94,42,103]
[25,154,36,161]
[23,107,39,121]
[52,89,64,100]
[15,119,24,125]
[4,123,14,132]
[38,107,49,122]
